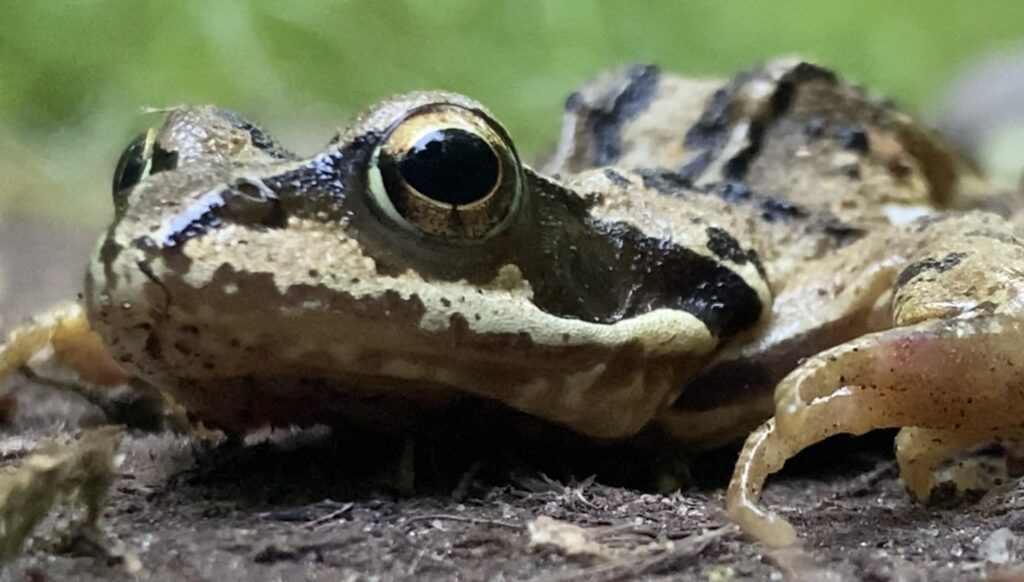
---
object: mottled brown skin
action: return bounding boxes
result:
[82,96,766,439]
[545,58,996,446]
[1,57,1022,547]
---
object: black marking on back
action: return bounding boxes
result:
[602,168,634,187]
[218,108,296,160]
[895,252,968,289]
[585,65,661,167]
[680,62,838,183]
[637,169,865,248]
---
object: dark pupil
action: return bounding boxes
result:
[398,128,499,206]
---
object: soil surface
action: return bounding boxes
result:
[2,216,1024,581]
[1,389,1023,582]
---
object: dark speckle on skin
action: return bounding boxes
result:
[757,196,807,223]
[637,168,692,194]
[706,227,749,265]
[706,226,766,278]
[822,220,866,247]
[603,168,634,188]
[895,252,968,289]
[834,125,870,154]
[803,117,826,138]
[841,163,862,180]
[712,181,753,204]
[144,334,162,361]
[218,108,296,160]
[912,213,954,233]
[705,227,744,263]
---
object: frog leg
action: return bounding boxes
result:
[727,312,1024,546]
[2,302,127,384]
[0,302,172,426]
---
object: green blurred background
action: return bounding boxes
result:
[2,0,1024,229]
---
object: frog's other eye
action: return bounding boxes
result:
[111,128,179,216]
[368,104,522,239]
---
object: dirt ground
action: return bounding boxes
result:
[1,385,1023,582]
[2,217,1024,581]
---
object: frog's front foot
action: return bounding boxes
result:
[0,302,174,429]
[727,312,1024,546]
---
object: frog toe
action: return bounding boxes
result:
[1,302,137,422]
[726,418,800,546]
[728,312,1024,544]
[2,302,129,387]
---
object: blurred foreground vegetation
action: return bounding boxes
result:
[2,0,1024,227]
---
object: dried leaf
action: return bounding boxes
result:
[528,516,610,557]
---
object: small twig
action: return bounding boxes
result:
[527,524,736,582]
[405,514,520,529]
[302,503,354,529]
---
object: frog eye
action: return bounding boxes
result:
[111,128,179,216]
[368,104,522,239]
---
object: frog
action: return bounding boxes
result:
[0,57,1021,548]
